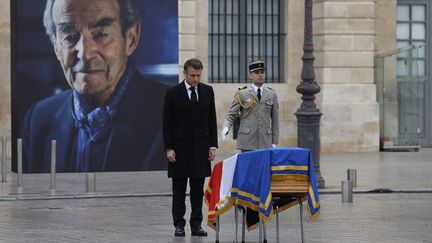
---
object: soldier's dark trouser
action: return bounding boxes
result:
[172,177,205,228]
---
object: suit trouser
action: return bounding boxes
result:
[172,177,205,228]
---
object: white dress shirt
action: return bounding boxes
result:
[184,81,216,151]
[251,83,264,99]
[185,81,199,102]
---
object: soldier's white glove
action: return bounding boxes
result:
[221,127,229,141]
[272,144,277,148]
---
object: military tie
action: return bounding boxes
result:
[257,88,261,102]
[190,87,198,103]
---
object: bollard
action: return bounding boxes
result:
[17,139,23,193]
[2,136,7,182]
[86,173,96,193]
[347,168,357,188]
[50,140,56,194]
[342,180,353,203]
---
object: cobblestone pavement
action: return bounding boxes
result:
[0,193,431,242]
[0,149,431,242]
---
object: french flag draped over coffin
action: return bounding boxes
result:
[205,147,320,229]
[230,149,273,219]
[271,148,321,220]
[204,154,238,228]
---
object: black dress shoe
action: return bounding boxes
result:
[174,226,185,237]
[191,227,208,237]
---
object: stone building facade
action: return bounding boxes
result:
[1,0,422,156]
[179,0,393,153]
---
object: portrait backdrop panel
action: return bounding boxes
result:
[11,0,178,173]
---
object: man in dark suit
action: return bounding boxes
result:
[163,58,218,237]
[22,0,168,172]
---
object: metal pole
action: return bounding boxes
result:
[263,219,267,242]
[276,205,280,243]
[241,208,245,242]
[342,180,353,203]
[216,216,220,243]
[299,199,305,243]
[295,0,325,188]
[258,218,263,242]
[17,138,23,193]
[86,173,96,193]
[50,140,56,193]
[2,136,7,182]
[347,168,357,188]
[234,203,238,243]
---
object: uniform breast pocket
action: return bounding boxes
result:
[263,103,273,114]
[264,99,274,109]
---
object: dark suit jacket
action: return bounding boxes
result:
[22,70,168,173]
[163,81,218,178]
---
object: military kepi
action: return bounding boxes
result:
[249,60,265,72]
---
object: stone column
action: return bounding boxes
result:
[179,0,209,83]
[315,0,379,152]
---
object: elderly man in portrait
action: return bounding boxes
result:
[22,0,168,172]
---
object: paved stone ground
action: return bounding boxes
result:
[1,149,432,198]
[0,149,431,242]
[0,193,431,242]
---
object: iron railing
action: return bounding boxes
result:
[209,0,284,83]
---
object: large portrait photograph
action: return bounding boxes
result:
[11,0,179,173]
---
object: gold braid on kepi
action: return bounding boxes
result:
[235,90,257,119]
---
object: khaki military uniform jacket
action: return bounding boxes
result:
[223,85,279,150]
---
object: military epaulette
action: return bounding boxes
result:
[267,87,275,91]
[238,86,247,90]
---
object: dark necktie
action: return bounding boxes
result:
[190,87,197,103]
[257,88,261,102]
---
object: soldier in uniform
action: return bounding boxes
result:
[221,60,279,151]
[220,60,279,238]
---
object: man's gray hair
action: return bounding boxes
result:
[43,0,141,40]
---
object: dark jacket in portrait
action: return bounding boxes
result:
[163,81,218,178]
[22,69,169,173]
